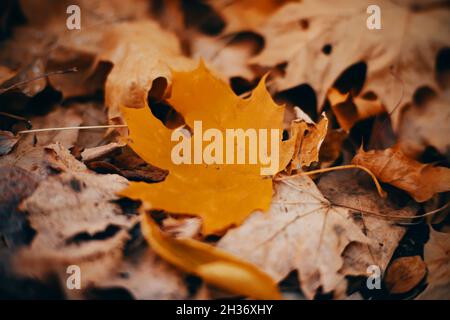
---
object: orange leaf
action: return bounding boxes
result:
[120,62,292,234]
[352,147,450,202]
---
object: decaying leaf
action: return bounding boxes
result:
[211,0,293,34]
[253,0,450,125]
[120,63,291,234]
[218,175,370,299]
[352,147,450,202]
[417,227,450,299]
[91,241,189,300]
[398,90,450,158]
[327,88,385,132]
[318,170,418,274]
[0,166,38,249]
[384,256,426,294]
[141,210,281,300]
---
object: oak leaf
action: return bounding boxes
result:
[120,63,292,234]
[252,0,450,126]
[352,147,450,202]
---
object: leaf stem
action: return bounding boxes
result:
[276,164,386,198]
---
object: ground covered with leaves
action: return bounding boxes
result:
[0,0,449,300]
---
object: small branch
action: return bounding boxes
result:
[0,67,78,95]
[17,124,128,135]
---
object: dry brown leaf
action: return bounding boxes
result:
[218,175,370,299]
[101,21,195,120]
[93,246,189,300]
[384,256,426,294]
[352,147,450,202]
[398,90,450,158]
[0,166,38,249]
[0,131,20,156]
[319,128,347,167]
[190,32,263,81]
[327,88,385,131]
[318,170,418,274]
[14,229,130,298]
[253,0,450,126]
[19,170,134,250]
[81,142,125,162]
[210,0,293,34]
[417,227,450,299]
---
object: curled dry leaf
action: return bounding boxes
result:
[81,142,125,162]
[384,256,426,294]
[252,0,450,125]
[327,88,385,132]
[141,211,281,300]
[318,170,418,274]
[120,63,292,234]
[352,147,450,202]
[417,227,450,300]
[218,175,370,299]
[101,21,195,120]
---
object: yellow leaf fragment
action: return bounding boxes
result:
[141,211,281,300]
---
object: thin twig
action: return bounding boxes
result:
[0,67,78,95]
[17,124,128,135]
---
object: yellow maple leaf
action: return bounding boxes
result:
[141,209,281,299]
[120,62,291,234]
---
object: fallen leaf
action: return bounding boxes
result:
[101,21,195,120]
[318,170,418,274]
[162,217,202,239]
[218,175,370,299]
[19,169,135,250]
[384,256,426,294]
[211,0,293,34]
[0,166,38,250]
[93,244,189,300]
[417,227,450,299]
[352,147,450,202]
[191,32,263,81]
[81,142,125,162]
[398,90,450,158]
[141,210,281,300]
[0,131,20,156]
[252,0,450,126]
[327,88,385,131]
[318,128,347,167]
[120,63,289,234]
